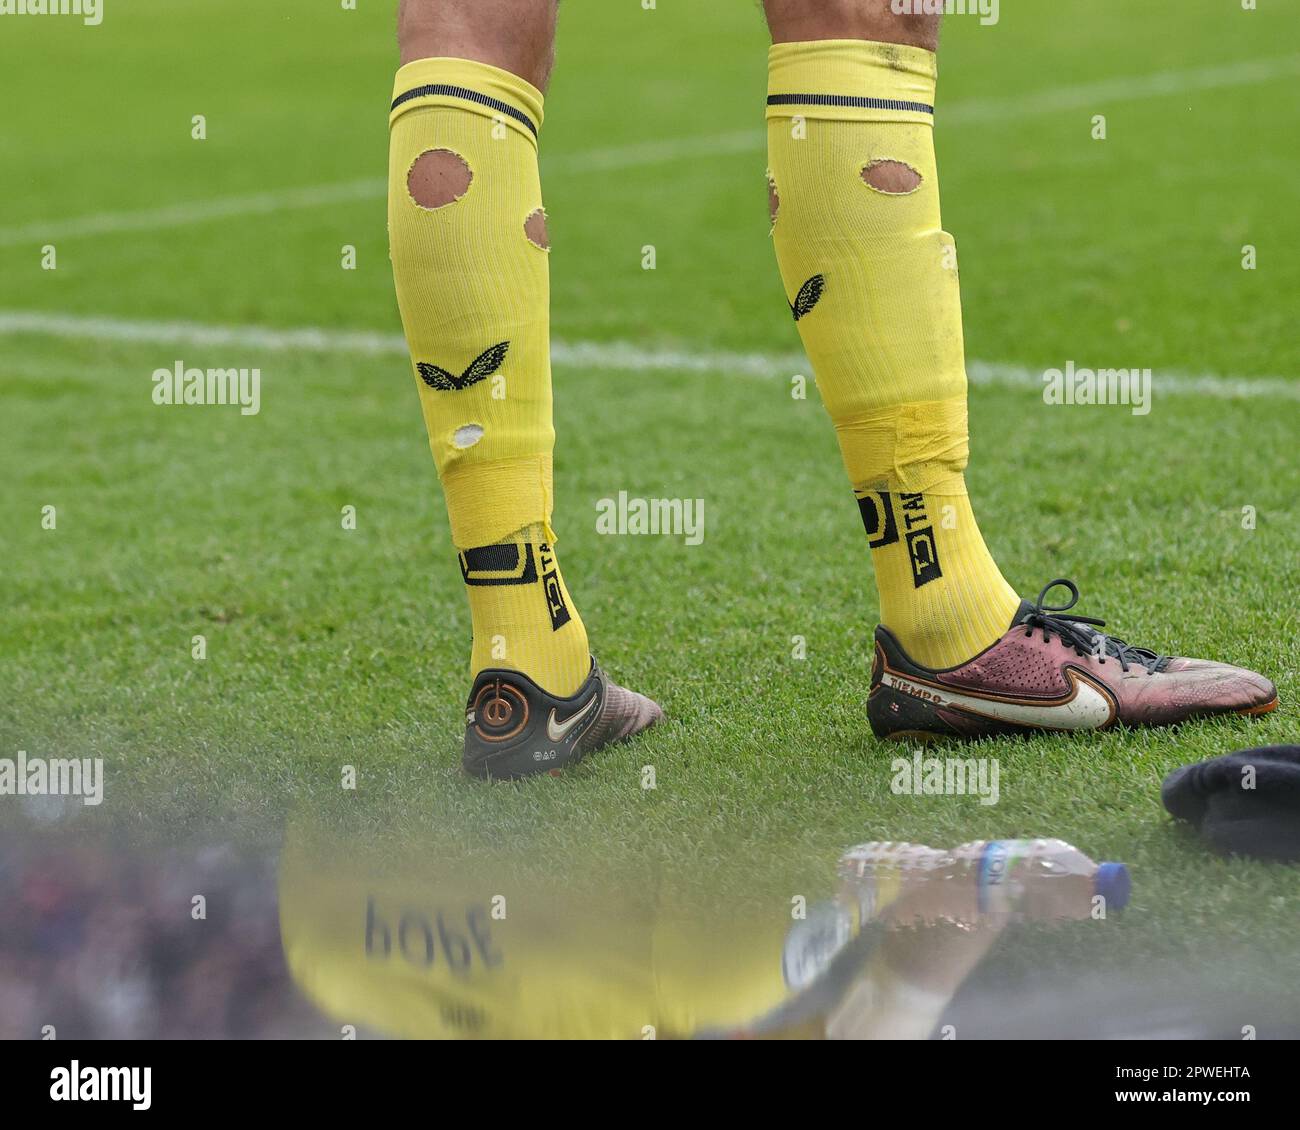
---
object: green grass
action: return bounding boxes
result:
[1,0,1299,1016]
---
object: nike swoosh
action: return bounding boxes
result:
[883,669,1115,730]
[547,694,599,742]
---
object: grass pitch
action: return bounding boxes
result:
[1,0,1298,1010]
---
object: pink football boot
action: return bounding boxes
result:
[869,579,1278,741]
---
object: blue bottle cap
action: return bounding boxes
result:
[1093,862,1131,911]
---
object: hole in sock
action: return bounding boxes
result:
[408,149,473,209]
[452,423,484,449]
[524,208,550,250]
[767,171,780,225]
[861,159,923,195]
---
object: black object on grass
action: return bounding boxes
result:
[1162,745,1300,862]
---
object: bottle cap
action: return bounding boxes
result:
[1093,862,1131,911]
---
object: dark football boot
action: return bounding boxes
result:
[463,658,662,779]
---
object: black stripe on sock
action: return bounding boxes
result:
[459,543,539,586]
[390,83,538,137]
[766,93,934,115]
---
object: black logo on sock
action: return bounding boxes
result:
[459,540,538,586]
[789,274,825,321]
[537,543,571,631]
[906,527,942,587]
[856,489,899,549]
[898,492,943,587]
[418,341,509,391]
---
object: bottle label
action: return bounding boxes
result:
[977,840,1025,915]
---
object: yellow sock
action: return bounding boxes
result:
[853,488,1020,668]
[389,58,589,695]
[459,523,588,695]
[766,39,1019,669]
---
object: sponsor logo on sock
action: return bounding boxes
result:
[898,492,943,587]
[537,543,571,630]
[889,491,941,585]
[546,694,598,743]
[459,541,538,586]
[789,274,825,321]
[906,527,942,586]
[417,341,509,392]
[856,489,899,549]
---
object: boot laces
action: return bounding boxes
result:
[1022,579,1168,674]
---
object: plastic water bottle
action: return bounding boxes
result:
[837,839,1130,924]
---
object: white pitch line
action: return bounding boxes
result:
[965,361,1297,402]
[2,55,1295,249]
[0,179,387,250]
[943,53,1300,125]
[0,132,763,248]
[0,310,406,357]
[0,309,1295,401]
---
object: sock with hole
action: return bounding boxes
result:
[389,57,589,695]
[766,39,1020,668]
